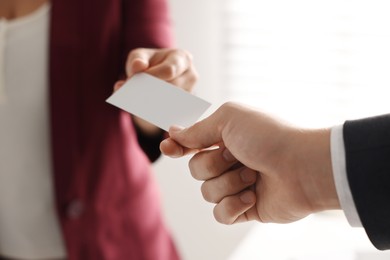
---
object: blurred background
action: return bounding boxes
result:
[154,0,390,259]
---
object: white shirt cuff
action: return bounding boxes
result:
[330,125,362,227]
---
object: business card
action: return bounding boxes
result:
[106,73,211,131]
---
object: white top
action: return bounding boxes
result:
[331,125,362,227]
[0,3,66,259]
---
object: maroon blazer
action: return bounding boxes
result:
[49,0,179,259]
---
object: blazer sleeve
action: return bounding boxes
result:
[121,0,174,162]
[122,0,174,53]
[343,114,390,250]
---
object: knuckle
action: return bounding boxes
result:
[172,48,192,59]
[188,68,199,84]
[160,64,177,79]
[220,101,238,113]
[216,175,234,193]
[216,102,242,134]
[169,49,194,67]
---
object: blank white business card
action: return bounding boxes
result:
[106,73,211,131]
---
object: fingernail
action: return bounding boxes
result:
[160,139,183,158]
[169,125,185,134]
[170,149,184,158]
[240,168,256,184]
[222,148,236,162]
[240,192,255,204]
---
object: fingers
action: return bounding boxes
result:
[160,137,199,158]
[184,143,258,224]
[166,67,198,92]
[146,49,194,80]
[188,145,238,180]
[201,167,257,203]
[126,48,197,92]
[213,190,256,225]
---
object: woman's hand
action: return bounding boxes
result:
[114,48,198,136]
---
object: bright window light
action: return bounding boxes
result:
[222,0,390,128]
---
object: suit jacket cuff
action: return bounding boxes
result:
[344,114,390,250]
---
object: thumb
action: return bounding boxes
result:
[168,104,231,149]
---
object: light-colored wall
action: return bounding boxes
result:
[153,1,253,260]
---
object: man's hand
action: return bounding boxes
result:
[161,102,340,224]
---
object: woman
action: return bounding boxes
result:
[0,0,196,259]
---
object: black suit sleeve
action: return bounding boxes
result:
[343,114,390,250]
